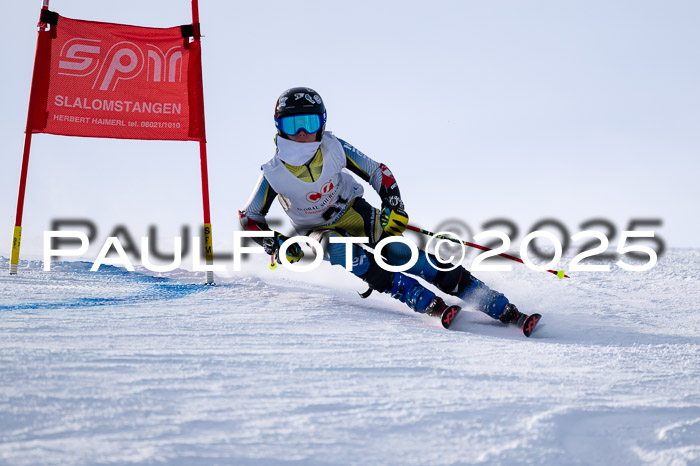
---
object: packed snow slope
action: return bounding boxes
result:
[1,250,699,465]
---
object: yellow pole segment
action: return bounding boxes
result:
[10,226,22,275]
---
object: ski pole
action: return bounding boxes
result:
[406,224,569,279]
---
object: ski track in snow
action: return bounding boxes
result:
[0,251,699,465]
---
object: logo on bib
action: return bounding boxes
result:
[321,180,334,194]
[305,180,335,203]
[306,191,322,202]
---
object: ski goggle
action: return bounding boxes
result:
[274,113,326,136]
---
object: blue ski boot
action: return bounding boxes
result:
[388,273,436,313]
[389,273,461,328]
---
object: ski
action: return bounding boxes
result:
[440,305,461,329]
[519,313,541,337]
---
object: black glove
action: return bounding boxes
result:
[380,196,409,237]
[262,232,304,264]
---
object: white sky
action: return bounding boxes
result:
[1,0,699,264]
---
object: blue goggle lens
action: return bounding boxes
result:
[276,114,323,136]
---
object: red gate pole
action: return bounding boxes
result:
[10,0,50,275]
[191,0,215,284]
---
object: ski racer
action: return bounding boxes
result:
[238,87,527,329]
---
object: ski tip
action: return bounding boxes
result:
[441,305,461,329]
[521,313,542,337]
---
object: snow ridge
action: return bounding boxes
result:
[0,259,208,312]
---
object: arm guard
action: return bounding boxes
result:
[238,173,277,246]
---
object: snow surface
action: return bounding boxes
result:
[1,250,699,465]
